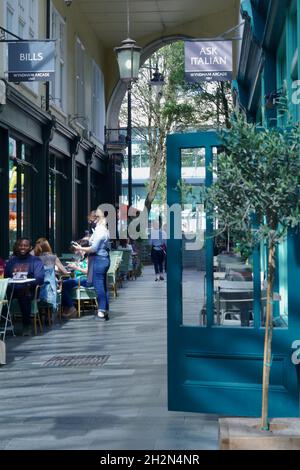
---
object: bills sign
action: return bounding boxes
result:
[185,40,232,83]
[8,41,55,82]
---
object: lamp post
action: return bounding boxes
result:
[149,65,165,97]
[115,51,165,210]
[114,37,142,210]
[114,2,165,214]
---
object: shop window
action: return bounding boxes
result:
[75,164,87,238]
[6,3,14,31]
[91,61,105,143]
[278,239,288,327]
[277,33,287,127]
[75,38,86,127]
[290,3,299,121]
[90,169,104,210]
[8,137,35,253]
[4,0,39,94]
[49,155,67,254]
[50,4,66,112]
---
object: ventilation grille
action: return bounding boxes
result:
[43,355,109,368]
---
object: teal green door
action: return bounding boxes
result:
[167,131,300,417]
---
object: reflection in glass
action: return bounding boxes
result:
[179,144,289,329]
[212,143,256,328]
[214,253,254,327]
[8,138,32,254]
[9,138,17,252]
[277,239,288,328]
[181,148,206,326]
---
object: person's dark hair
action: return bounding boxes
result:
[110,239,117,250]
[69,238,90,253]
[78,239,90,248]
[119,238,128,248]
[13,238,32,256]
[88,210,97,223]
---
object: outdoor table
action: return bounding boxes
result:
[214,281,254,326]
[215,280,253,291]
[3,278,37,339]
[214,272,226,280]
[203,272,227,299]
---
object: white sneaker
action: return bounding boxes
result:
[97,310,106,318]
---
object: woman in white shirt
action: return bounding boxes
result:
[73,207,110,320]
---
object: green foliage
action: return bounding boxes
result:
[120,40,233,210]
[205,115,300,254]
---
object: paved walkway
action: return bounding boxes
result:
[0,267,218,450]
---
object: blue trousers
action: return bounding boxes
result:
[92,256,110,311]
[62,278,88,308]
[151,249,164,275]
[10,286,35,326]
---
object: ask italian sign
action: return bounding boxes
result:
[185,40,233,82]
[8,41,55,82]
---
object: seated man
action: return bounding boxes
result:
[5,238,44,336]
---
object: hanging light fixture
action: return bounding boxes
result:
[149,65,165,96]
[114,0,142,82]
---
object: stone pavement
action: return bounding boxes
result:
[0,267,218,450]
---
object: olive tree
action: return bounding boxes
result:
[205,115,300,430]
[120,41,232,212]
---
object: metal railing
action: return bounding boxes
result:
[105,127,128,146]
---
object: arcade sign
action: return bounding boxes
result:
[185,40,233,83]
[8,41,55,82]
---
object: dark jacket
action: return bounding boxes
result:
[5,254,45,287]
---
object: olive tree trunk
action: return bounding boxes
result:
[261,240,276,431]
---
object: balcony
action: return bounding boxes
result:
[105,127,128,151]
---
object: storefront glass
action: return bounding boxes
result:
[8,137,33,253]
[49,155,67,254]
[75,163,87,239]
[9,138,17,252]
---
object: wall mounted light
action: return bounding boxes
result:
[149,65,165,97]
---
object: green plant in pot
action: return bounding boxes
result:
[205,115,300,430]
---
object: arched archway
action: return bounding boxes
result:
[106,35,190,132]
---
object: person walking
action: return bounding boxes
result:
[149,220,166,281]
[73,207,110,320]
